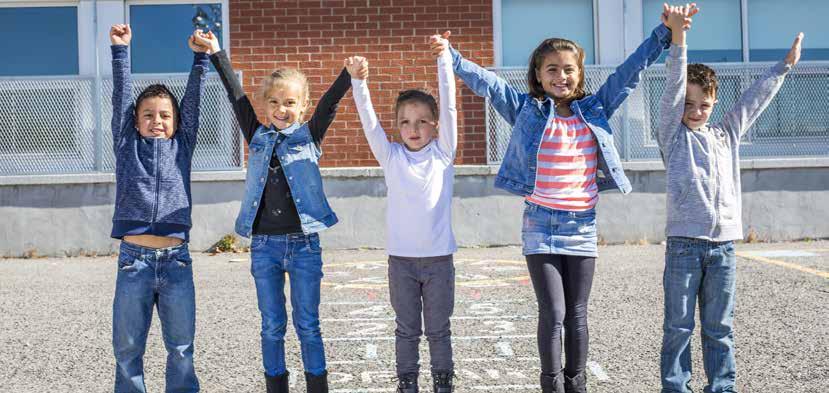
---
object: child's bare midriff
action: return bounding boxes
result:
[123,234,183,249]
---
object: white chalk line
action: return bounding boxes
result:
[325,334,535,342]
[321,315,535,322]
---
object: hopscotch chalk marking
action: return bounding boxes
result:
[496,341,514,357]
[365,343,378,360]
[587,361,610,381]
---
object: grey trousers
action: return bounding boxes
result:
[388,255,455,376]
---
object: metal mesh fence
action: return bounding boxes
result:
[0,73,243,175]
[486,62,829,164]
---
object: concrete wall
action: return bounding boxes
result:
[2,161,828,257]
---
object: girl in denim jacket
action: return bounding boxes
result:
[194,32,350,393]
[439,8,693,392]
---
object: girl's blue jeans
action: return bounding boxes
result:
[112,241,199,393]
[250,233,327,377]
[660,237,737,393]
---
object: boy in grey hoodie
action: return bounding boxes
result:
[656,4,804,393]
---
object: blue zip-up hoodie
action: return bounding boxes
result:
[110,45,208,240]
[450,24,672,196]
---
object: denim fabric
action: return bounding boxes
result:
[235,123,338,238]
[109,46,208,239]
[661,237,737,393]
[249,233,326,376]
[387,255,455,376]
[449,24,672,197]
[112,241,199,393]
[522,201,598,257]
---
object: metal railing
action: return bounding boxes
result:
[485,62,829,164]
[0,73,243,175]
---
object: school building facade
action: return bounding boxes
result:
[1,0,828,256]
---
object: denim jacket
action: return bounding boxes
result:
[234,122,338,237]
[451,24,671,196]
[110,45,208,239]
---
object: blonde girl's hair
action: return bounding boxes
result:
[257,68,312,109]
[527,38,588,101]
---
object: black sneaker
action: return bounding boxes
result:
[432,370,454,393]
[396,373,418,393]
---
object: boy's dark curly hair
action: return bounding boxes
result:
[394,88,438,120]
[687,63,718,97]
[134,84,180,125]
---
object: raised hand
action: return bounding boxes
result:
[784,32,804,66]
[430,30,451,58]
[192,30,221,54]
[661,3,698,31]
[188,30,210,53]
[344,56,369,80]
[110,24,132,46]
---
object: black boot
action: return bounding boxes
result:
[265,371,289,393]
[305,370,328,393]
[432,370,454,393]
[396,373,418,393]
[564,371,587,393]
[541,371,565,393]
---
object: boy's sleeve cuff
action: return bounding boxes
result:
[669,44,687,58]
[111,45,128,59]
[773,60,793,75]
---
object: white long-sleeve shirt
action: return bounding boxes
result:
[351,50,458,257]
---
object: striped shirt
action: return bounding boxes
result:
[527,113,598,211]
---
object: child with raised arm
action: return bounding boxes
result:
[345,32,457,393]
[436,5,696,392]
[109,24,208,393]
[656,4,803,392]
[193,31,350,393]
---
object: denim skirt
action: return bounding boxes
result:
[521,200,598,257]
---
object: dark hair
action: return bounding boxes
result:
[527,38,587,102]
[687,63,719,97]
[394,88,438,120]
[134,84,180,125]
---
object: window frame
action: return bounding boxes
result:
[493,0,599,67]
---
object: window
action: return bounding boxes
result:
[128,2,223,73]
[0,6,79,76]
[499,0,595,66]
[748,0,829,61]
[643,0,742,63]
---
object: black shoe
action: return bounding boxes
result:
[265,371,289,393]
[564,372,587,393]
[540,371,565,393]
[432,370,454,393]
[305,370,328,393]
[396,373,418,393]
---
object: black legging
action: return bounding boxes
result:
[526,254,596,377]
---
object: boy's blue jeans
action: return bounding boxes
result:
[660,237,737,393]
[112,241,199,393]
[250,233,326,377]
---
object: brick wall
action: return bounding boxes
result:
[228,0,493,167]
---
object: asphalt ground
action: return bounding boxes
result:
[1,241,827,392]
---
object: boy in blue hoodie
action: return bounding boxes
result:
[109,24,209,393]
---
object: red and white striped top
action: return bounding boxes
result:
[527,113,598,211]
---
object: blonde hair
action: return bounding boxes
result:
[257,68,311,109]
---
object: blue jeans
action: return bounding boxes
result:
[661,237,737,393]
[112,241,199,393]
[250,233,326,377]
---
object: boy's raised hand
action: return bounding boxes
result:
[192,30,221,54]
[110,24,132,46]
[661,3,698,31]
[188,30,210,53]
[430,31,451,58]
[784,32,804,66]
[345,56,369,80]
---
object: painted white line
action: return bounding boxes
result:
[496,341,514,357]
[325,335,535,342]
[328,357,538,365]
[331,389,395,393]
[471,385,538,391]
[587,361,610,381]
[321,299,530,306]
[321,315,534,322]
[365,343,378,360]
